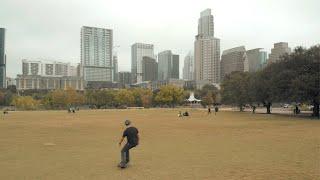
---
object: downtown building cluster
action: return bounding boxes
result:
[125,9,292,90]
[2,8,292,91]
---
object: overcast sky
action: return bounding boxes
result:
[1,0,319,78]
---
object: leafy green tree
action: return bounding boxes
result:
[115,89,134,107]
[131,88,153,107]
[195,84,219,107]
[269,46,320,117]
[250,70,274,114]
[65,87,84,107]
[85,89,115,108]
[11,96,40,110]
[221,71,251,111]
[50,89,68,108]
[0,91,5,105]
[154,85,184,107]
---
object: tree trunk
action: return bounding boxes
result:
[266,102,272,114]
[312,99,319,118]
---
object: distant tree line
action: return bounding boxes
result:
[221,45,320,117]
[0,82,222,111]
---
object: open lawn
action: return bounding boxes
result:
[0,109,319,180]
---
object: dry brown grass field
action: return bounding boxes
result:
[0,109,319,180]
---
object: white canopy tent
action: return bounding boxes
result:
[186,92,201,103]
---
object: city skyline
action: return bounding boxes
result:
[1,0,319,78]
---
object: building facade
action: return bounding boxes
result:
[17,59,83,90]
[183,52,194,80]
[158,50,179,81]
[131,43,154,83]
[6,77,16,86]
[81,26,113,84]
[113,55,118,82]
[22,59,76,77]
[267,42,291,64]
[16,75,84,90]
[220,46,248,80]
[246,48,268,72]
[171,54,179,79]
[118,71,132,87]
[0,28,6,88]
[194,9,220,84]
[142,56,158,81]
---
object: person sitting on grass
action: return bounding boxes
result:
[118,120,139,168]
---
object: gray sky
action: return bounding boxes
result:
[1,0,319,78]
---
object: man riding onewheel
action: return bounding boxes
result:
[118,120,139,168]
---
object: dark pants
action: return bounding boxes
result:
[121,143,136,164]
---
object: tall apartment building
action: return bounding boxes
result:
[158,50,179,81]
[17,60,83,90]
[0,28,6,88]
[183,51,194,80]
[113,55,118,82]
[246,48,268,72]
[81,26,113,84]
[16,75,84,90]
[142,56,158,81]
[131,43,154,83]
[194,9,220,84]
[267,42,291,64]
[220,46,248,80]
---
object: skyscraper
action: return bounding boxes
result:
[142,56,158,81]
[183,51,194,80]
[131,43,154,83]
[171,54,180,79]
[267,42,291,64]
[81,26,113,84]
[220,46,248,80]
[0,28,6,88]
[246,48,268,72]
[113,55,118,82]
[158,50,179,80]
[198,9,214,37]
[194,9,220,84]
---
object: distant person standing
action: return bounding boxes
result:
[208,106,211,115]
[252,105,256,114]
[214,106,219,115]
[294,105,300,115]
[118,120,139,168]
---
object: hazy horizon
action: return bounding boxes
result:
[1,0,319,78]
